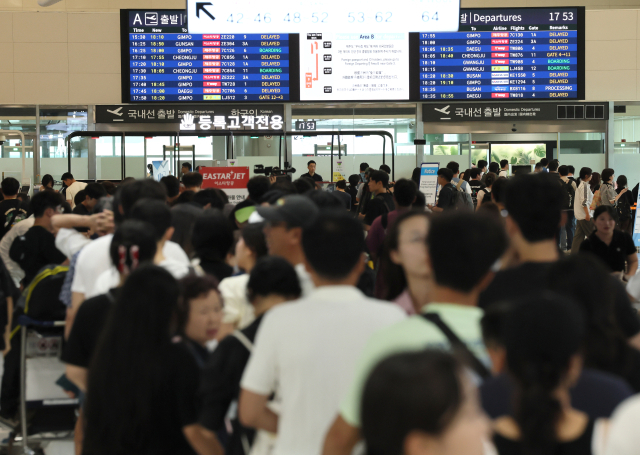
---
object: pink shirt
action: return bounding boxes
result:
[393,289,417,315]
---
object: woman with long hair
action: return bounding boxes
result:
[580,205,638,277]
[615,175,635,235]
[39,174,55,192]
[547,255,640,391]
[83,266,220,455]
[493,294,597,455]
[590,172,601,194]
[476,172,497,210]
[380,210,430,314]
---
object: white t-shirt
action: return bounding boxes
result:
[218,274,255,328]
[241,286,406,455]
[71,234,189,299]
[0,216,34,287]
[499,170,508,178]
[65,181,88,209]
[55,228,91,258]
[603,395,640,455]
[295,263,315,297]
[92,257,191,296]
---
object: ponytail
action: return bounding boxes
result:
[503,295,586,455]
[514,365,562,455]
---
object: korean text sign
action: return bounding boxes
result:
[199,166,250,205]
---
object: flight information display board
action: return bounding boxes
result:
[418,8,584,100]
[121,10,298,102]
[120,7,584,103]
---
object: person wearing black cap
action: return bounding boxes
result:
[257,195,320,296]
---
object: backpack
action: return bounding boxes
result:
[17,265,68,321]
[468,183,481,208]
[617,192,632,221]
[10,265,69,341]
[451,181,474,211]
[560,180,575,211]
[3,207,26,235]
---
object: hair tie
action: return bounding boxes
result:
[130,245,140,271]
[118,245,128,275]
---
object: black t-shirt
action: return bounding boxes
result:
[9,225,67,286]
[199,259,233,283]
[333,190,351,210]
[62,289,120,368]
[479,261,640,339]
[300,172,323,182]
[580,230,636,273]
[479,262,553,310]
[481,369,633,420]
[72,203,91,232]
[364,193,395,226]
[494,419,595,455]
[346,187,358,211]
[469,180,486,207]
[83,342,200,455]
[72,203,90,216]
[436,183,456,210]
[199,315,264,455]
[0,199,28,239]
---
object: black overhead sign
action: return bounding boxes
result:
[95,104,285,131]
[422,103,608,122]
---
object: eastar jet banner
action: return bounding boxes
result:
[200,166,250,204]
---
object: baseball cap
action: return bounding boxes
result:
[256,195,319,229]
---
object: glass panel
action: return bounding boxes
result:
[491,143,546,165]
[40,108,88,182]
[471,144,489,165]
[0,107,36,187]
[424,134,469,156]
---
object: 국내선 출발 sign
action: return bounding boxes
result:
[200,166,250,204]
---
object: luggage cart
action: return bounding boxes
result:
[14,316,78,455]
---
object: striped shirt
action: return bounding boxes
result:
[574,181,593,220]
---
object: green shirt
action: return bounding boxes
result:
[338,303,488,427]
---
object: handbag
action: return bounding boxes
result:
[590,189,601,211]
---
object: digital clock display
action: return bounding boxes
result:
[418,7,584,101]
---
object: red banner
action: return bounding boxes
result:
[200,167,250,189]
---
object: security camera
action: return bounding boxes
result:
[511,124,517,133]
[0,135,7,146]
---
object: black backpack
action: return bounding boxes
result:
[560,180,576,211]
[469,182,484,208]
[617,193,632,221]
[449,183,473,211]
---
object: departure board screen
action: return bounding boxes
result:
[418,8,584,101]
[121,10,299,102]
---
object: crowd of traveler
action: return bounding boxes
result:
[0,160,635,455]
